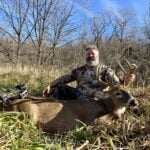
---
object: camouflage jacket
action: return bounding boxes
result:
[51,64,120,97]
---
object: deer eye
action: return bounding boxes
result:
[115,92,121,96]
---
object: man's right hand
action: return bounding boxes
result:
[43,85,51,97]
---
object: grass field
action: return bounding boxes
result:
[0,65,149,150]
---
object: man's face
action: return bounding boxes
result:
[86,48,99,66]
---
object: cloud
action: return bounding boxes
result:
[73,1,95,19]
[101,0,147,25]
[101,0,121,16]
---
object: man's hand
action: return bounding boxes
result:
[43,85,51,97]
[124,73,135,86]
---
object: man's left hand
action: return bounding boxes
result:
[124,73,135,86]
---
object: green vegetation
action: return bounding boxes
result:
[0,65,149,150]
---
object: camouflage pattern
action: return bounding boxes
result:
[50,63,120,99]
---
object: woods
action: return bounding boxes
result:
[0,0,149,87]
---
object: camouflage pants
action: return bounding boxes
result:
[50,84,82,100]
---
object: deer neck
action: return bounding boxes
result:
[97,97,115,115]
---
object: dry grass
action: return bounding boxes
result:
[0,64,149,150]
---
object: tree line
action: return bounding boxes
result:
[0,0,149,85]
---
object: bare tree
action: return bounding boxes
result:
[0,0,32,63]
[144,19,150,42]
[26,0,78,65]
[91,13,110,47]
[26,0,57,65]
[43,0,78,65]
[108,9,135,54]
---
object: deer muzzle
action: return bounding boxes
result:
[129,98,139,107]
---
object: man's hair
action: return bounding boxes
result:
[84,44,98,51]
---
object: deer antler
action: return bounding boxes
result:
[116,60,127,74]
[116,59,137,87]
[124,59,137,74]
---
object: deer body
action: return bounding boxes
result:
[0,87,137,133]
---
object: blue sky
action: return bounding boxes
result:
[74,0,148,25]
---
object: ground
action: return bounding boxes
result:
[0,66,149,149]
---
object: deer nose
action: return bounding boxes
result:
[129,99,139,107]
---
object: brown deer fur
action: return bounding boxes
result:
[0,86,138,133]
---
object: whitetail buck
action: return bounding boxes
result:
[0,86,138,133]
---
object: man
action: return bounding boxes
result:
[43,45,135,100]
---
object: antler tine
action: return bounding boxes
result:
[124,59,137,74]
[124,58,131,68]
[97,78,115,89]
[98,79,109,87]
[99,78,117,89]
[116,60,127,74]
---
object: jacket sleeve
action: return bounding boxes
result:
[50,69,77,88]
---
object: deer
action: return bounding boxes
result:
[0,85,138,133]
[0,60,138,133]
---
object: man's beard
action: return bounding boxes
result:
[86,57,99,67]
